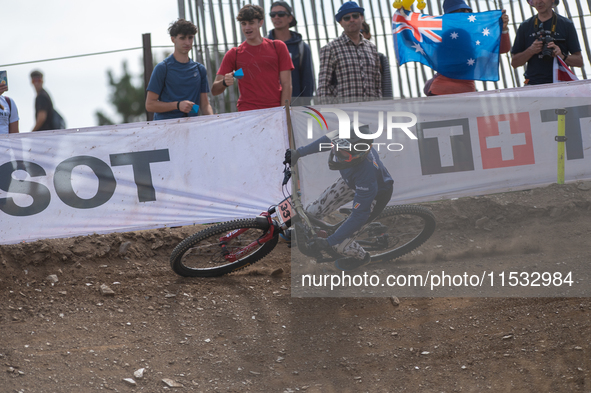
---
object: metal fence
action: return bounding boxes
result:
[177,0,591,113]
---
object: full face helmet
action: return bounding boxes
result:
[328,124,374,170]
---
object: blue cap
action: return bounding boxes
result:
[335,1,364,22]
[443,0,472,13]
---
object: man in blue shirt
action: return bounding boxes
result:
[286,125,394,271]
[146,19,213,119]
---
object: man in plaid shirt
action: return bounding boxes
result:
[317,1,382,98]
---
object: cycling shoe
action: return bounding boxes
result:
[334,252,371,271]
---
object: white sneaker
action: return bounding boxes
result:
[332,239,367,260]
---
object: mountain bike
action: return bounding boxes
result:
[170,164,436,277]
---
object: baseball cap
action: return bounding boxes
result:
[271,1,297,27]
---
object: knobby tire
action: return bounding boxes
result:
[170,218,279,277]
[366,205,436,263]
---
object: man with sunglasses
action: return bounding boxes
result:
[317,1,381,99]
[267,1,315,102]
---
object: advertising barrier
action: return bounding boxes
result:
[1,81,590,245]
[291,81,591,207]
[0,108,289,244]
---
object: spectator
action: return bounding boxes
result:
[0,81,19,134]
[361,21,393,98]
[317,1,381,99]
[30,70,56,131]
[267,1,315,101]
[146,18,213,119]
[212,4,294,112]
[424,0,512,95]
[511,0,583,85]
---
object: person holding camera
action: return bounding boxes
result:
[511,0,583,85]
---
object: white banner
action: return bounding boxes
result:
[2,81,590,244]
[0,108,289,244]
[291,80,591,206]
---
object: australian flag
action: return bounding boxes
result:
[393,9,503,81]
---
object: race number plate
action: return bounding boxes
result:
[276,196,295,226]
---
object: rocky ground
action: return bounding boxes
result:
[1,181,591,392]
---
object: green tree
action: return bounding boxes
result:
[95,61,145,125]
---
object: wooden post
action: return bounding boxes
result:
[142,33,154,122]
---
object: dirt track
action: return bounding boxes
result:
[1,182,591,392]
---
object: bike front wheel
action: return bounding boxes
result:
[358,205,436,263]
[170,218,279,277]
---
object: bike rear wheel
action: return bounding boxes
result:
[170,218,279,277]
[359,205,436,263]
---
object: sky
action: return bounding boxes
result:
[3,0,181,133]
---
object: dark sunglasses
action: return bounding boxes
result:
[342,13,360,21]
[269,11,289,17]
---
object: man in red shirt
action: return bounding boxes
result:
[212,4,294,111]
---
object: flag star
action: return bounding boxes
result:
[467,58,476,66]
[468,15,476,22]
[411,42,426,54]
[482,28,490,36]
[450,32,459,39]
[476,40,481,45]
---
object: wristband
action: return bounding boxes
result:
[177,101,181,110]
[563,53,568,62]
[222,79,228,87]
[502,30,509,34]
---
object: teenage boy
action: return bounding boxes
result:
[146,18,213,119]
[212,4,294,112]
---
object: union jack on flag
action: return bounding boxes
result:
[393,10,443,43]
[393,9,503,81]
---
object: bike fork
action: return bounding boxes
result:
[219,213,276,262]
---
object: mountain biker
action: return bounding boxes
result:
[284,124,394,271]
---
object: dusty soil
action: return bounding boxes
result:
[2,181,591,392]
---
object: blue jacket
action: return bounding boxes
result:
[267,30,315,98]
[297,135,394,245]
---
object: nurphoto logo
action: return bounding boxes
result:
[304,107,418,152]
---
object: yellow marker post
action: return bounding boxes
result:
[555,109,568,184]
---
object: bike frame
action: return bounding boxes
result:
[220,212,276,262]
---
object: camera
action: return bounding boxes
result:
[536,29,566,60]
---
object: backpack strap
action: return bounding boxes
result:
[5,96,11,114]
[159,59,169,100]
